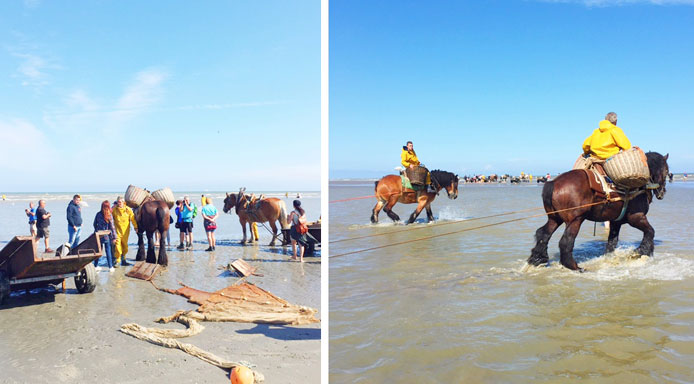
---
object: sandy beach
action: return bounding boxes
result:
[0,192,321,384]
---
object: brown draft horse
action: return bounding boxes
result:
[135,200,170,266]
[371,169,459,224]
[222,189,289,245]
[528,152,669,271]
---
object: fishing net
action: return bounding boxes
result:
[119,282,319,382]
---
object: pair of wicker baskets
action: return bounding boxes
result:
[573,147,649,189]
[125,185,175,209]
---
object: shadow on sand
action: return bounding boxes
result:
[236,323,320,341]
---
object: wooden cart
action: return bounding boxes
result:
[0,230,111,304]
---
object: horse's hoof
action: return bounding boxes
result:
[578,268,586,273]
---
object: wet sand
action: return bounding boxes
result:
[0,192,320,384]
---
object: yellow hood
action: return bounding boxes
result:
[598,119,614,132]
[582,120,632,159]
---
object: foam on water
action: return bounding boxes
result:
[435,206,470,221]
[520,248,694,281]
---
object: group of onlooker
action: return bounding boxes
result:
[24,194,316,267]
[24,195,137,272]
[173,195,219,251]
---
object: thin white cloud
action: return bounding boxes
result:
[537,0,694,6]
[11,52,51,87]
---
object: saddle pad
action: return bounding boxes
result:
[583,169,618,197]
[401,175,425,192]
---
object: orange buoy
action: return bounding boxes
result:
[230,365,254,384]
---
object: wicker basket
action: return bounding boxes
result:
[151,187,175,209]
[124,185,150,208]
[604,147,649,188]
[406,166,428,185]
[573,154,589,170]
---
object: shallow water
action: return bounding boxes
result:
[0,191,320,383]
[329,182,694,383]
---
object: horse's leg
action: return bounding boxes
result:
[605,221,623,254]
[382,194,401,222]
[158,230,168,266]
[425,203,434,222]
[627,213,655,256]
[407,198,426,224]
[528,217,561,266]
[268,221,278,246]
[146,231,156,264]
[248,222,256,244]
[239,219,247,244]
[136,231,146,261]
[559,219,584,271]
[371,199,386,223]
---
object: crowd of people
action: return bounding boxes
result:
[22,194,316,270]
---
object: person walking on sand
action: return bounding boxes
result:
[287,199,316,263]
[35,200,53,253]
[93,200,116,272]
[179,196,196,250]
[66,194,83,249]
[112,196,137,266]
[201,197,219,251]
[25,201,37,237]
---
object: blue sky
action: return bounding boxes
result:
[0,1,319,192]
[330,0,694,179]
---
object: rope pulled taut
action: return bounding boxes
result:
[329,200,615,259]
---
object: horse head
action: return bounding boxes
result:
[223,192,237,213]
[647,152,669,200]
[431,170,459,200]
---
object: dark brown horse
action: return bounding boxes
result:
[222,190,289,245]
[135,200,170,266]
[371,169,459,224]
[528,152,669,271]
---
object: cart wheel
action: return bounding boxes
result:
[0,270,10,304]
[74,263,96,294]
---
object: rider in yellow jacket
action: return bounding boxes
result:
[582,112,632,160]
[112,197,138,266]
[401,141,432,188]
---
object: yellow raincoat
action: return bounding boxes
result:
[401,148,420,168]
[112,205,137,263]
[400,148,430,185]
[582,120,632,160]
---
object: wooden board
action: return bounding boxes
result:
[230,259,261,277]
[125,261,160,281]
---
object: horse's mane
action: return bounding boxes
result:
[430,169,458,187]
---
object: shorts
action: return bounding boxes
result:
[204,220,217,232]
[179,221,193,234]
[37,226,50,239]
[29,222,37,234]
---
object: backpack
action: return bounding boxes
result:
[296,215,308,235]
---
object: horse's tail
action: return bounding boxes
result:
[156,205,167,232]
[542,180,555,212]
[374,180,379,192]
[278,200,289,230]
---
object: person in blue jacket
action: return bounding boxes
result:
[66,194,83,249]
